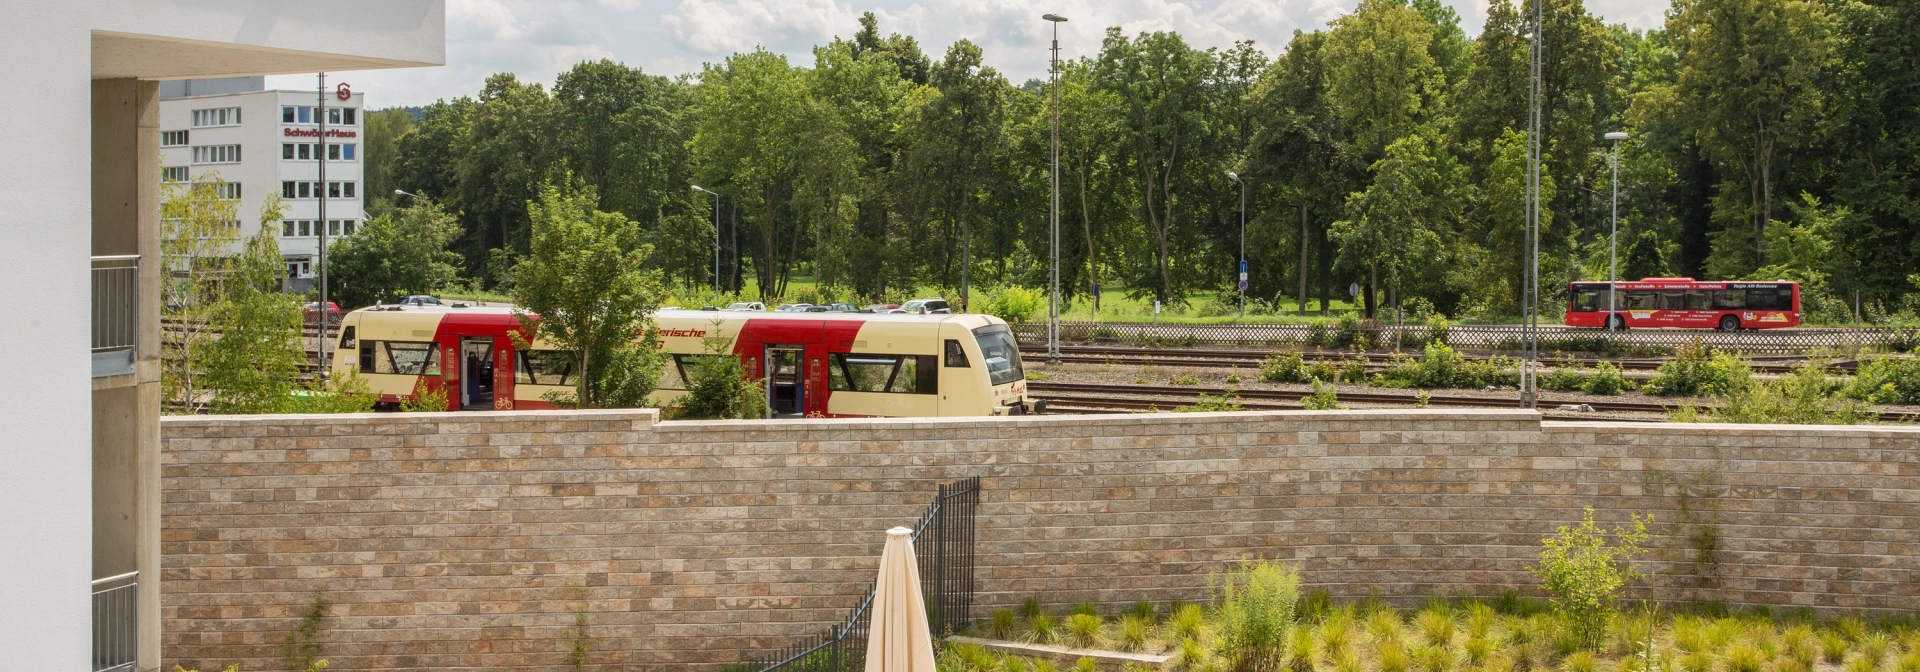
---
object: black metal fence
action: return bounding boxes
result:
[1011,321,1920,355]
[747,477,980,672]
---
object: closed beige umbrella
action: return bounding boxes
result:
[864,527,937,672]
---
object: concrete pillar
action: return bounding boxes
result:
[91,76,161,672]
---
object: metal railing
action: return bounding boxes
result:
[748,477,980,672]
[92,571,138,672]
[1011,321,1920,355]
[92,255,139,377]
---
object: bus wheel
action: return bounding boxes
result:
[1608,314,1627,330]
[1719,315,1740,332]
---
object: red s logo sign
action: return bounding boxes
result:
[336,82,352,101]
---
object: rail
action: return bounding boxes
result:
[1011,321,1920,355]
[92,571,138,672]
[92,255,140,377]
[748,477,980,672]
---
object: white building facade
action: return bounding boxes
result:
[160,81,368,292]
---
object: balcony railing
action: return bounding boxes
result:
[92,571,138,672]
[92,255,138,377]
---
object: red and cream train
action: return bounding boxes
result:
[329,305,1040,418]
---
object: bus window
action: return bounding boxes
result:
[1570,289,1598,312]
[370,341,439,375]
[1659,291,1687,310]
[515,349,576,386]
[1748,289,1782,310]
[1714,290,1746,309]
[1625,291,1658,310]
[972,325,1024,387]
[1686,292,1712,310]
[944,339,970,368]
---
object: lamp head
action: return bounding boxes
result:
[1042,13,1067,22]
[1605,132,1629,141]
[1227,171,1240,182]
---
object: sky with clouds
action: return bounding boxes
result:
[268,0,1673,110]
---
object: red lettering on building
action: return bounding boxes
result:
[281,127,359,139]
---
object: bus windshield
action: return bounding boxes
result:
[972,325,1024,387]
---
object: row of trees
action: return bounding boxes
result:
[361,0,1920,320]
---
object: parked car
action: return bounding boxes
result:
[822,303,861,312]
[775,303,815,312]
[388,294,442,307]
[863,303,900,313]
[894,298,951,314]
[723,302,766,312]
[303,301,341,323]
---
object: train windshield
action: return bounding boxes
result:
[972,325,1024,387]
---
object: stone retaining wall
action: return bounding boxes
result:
[160,410,1919,671]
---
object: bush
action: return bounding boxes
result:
[399,382,450,412]
[1378,343,1469,388]
[666,340,767,420]
[1674,361,1878,425]
[1644,343,1752,397]
[1262,351,1311,383]
[1843,354,1920,405]
[984,285,1047,324]
[1302,380,1344,410]
[1065,613,1103,648]
[1529,507,1651,651]
[1177,391,1246,413]
[1583,362,1625,396]
[1217,560,1302,672]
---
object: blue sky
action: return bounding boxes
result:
[268,0,1672,109]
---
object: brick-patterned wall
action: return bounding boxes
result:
[160,410,1920,671]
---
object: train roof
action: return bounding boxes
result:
[345,304,1007,326]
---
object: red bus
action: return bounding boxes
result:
[1565,278,1800,331]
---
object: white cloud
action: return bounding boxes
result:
[663,0,862,54]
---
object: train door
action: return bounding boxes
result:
[440,342,461,410]
[460,338,495,410]
[805,348,827,417]
[765,345,805,418]
[492,341,514,410]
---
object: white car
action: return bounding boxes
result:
[893,298,952,314]
[775,303,815,312]
[722,302,766,312]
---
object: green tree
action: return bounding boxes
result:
[458,74,558,267]
[1325,0,1442,160]
[326,197,464,308]
[198,197,305,415]
[1621,229,1672,281]
[1821,0,1920,305]
[1331,132,1467,317]
[160,174,245,414]
[1245,30,1361,315]
[1673,0,1831,274]
[513,181,667,408]
[1530,506,1652,650]
[911,39,1012,307]
[1474,128,1558,315]
[361,107,413,212]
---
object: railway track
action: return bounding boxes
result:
[1027,380,1920,423]
[1019,344,1847,374]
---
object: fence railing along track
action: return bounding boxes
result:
[1012,322,1920,355]
[748,477,980,672]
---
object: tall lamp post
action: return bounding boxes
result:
[692,185,721,293]
[1043,12,1067,365]
[316,72,331,380]
[1604,131,1628,331]
[1228,171,1246,317]
[1519,1,1545,409]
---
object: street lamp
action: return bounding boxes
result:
[394,189,420,200]
[1043,12,1066,365]
[316,72,332,381]
[1604,131,1629,331]
[1228,171,1246,317]
[691,185,721,293]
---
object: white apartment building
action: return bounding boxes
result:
[160,78,368,292]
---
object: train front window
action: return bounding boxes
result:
[972,325,1024,387]
[829,354,937,394]
[371,341,439,375]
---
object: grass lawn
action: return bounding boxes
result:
[952,592,1918,672]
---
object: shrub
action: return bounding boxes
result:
[1678,651,1712,672]
[1119,615,1152,652]
[399,382,450,412]
[1288,625,1317,672]
[1377,639,1411,672]
[1415,644,1456,672]
[1299,590,1332,624]
[1217,560,1302,672]
[1424,315,1451,347]
[1072,602,1101,617]
[1844,355,1920,404]
[666,339,768,420]
[1582,362,1624,396]
[1302,380,1344,410]
[1226,368,1244,385]
[1644,343,1752,397]
[1338,358,1369,384]
[1461,356,1521,388]
[1318,610,1353,653]
[1065,613,1104,648]
[1724,643,1765,672]
[1677,361,1878,425]
[1172,374,1201,386]
[1860,633,1894,665]
[1417,609,1454,647]
[1180,638,1208,671]
[1026,612,1059,644]
[1178,392,1246,412]
[1021,597,1044,620]
[989,608,1018,640]
[1465,636,1494,666]
[1529,507,1652,650]
[1821,630,1850,663]
[983,285,1047,324]
[1562,651,1596,672]
[1541,364,1588,392]
[1171,603,1206,641]
[1378,343,1470,388]
[1262,351,1311,383]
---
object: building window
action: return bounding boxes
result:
[298,220,312,237]
[344,220,357,235]
[327,144,341,161]
[297,107,311,124]
[191,145,240,164]
[191,107,241,128]
[282,220,295,237]
[342,143,357,160]
[161,130,189,146]
[203,182,241,199]
[343,108,357,125]
[161,166,189,182]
